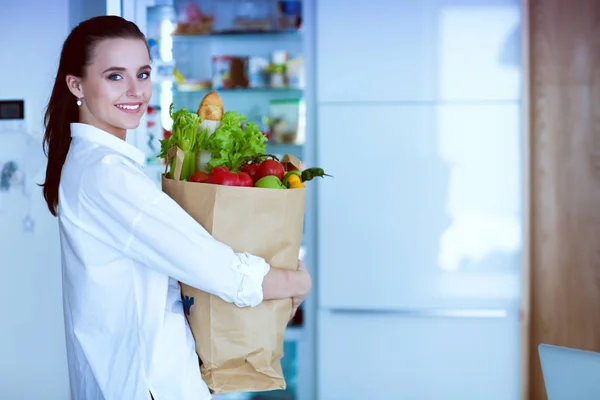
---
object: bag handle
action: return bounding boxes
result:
[165,146,185,181]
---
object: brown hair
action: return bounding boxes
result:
[41,16,147,216]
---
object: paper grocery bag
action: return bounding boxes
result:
[161,147,305,393]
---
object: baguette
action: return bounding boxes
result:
[196,91,224,122]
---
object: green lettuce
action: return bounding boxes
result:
[198,111,267,172]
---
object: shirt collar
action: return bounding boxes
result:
[70,123,145,166]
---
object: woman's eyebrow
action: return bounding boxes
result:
[102,66,126,73]
[101,65,152,73]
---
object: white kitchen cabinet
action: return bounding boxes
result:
[316,0,522,103]
[316,102,522,310]
[317,311,521,400]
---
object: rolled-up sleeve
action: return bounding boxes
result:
[79,156,270,307]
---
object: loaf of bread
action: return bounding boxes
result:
[196,91,224,122]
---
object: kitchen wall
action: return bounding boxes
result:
[0,0,104,398]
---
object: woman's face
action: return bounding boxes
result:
[66,38,152,139]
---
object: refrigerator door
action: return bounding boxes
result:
[317,310,521,400]
[317,102,523,311]
[316,0,521,104]
[315,1,524,398]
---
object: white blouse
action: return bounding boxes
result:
[58,122,270,400]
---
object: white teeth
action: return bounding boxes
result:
[116,104,140,110]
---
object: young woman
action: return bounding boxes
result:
[41,15,312,400]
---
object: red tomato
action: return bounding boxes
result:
[208,167,240,186]
[237,172,254,187]
[188,171,209,183]
[240,163,261,183]
[256,159,285,181]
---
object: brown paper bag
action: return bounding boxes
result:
[161,147,305,393]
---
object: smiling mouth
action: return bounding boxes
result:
[115,103,142,113]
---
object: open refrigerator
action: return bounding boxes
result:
[116,1,317,399]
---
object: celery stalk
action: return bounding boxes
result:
[158,104,201,181]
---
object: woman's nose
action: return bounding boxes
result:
[126,79,142,98]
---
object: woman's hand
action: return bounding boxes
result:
[290,261,311,320]
[262,260,312,317]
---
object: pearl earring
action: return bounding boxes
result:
[77,98,82,106]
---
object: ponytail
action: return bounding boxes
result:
[41,73,79,216]
[40,15,147,216]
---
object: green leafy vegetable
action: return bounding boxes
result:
[158,104,201,180]
[199,111,267,172]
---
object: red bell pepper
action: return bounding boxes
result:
[237,172,254,187]
[207,166,254,187]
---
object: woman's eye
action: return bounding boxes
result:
[108,74,122,81]
[139,72,150,79]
